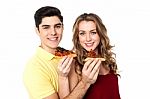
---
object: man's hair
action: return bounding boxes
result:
[34,6,63,28]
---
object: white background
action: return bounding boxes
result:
[0,0,150,99]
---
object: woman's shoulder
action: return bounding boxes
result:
[99,73,119,81]
[107,73,118,79]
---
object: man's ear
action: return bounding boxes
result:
[62,25,64,31]
[35,27,40,36]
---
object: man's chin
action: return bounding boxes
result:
[50,46,59,49]
[48,43,59,49]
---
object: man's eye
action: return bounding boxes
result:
[43,26,49,29]
[55,25,62,29]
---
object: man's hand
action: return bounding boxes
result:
[58,56,73,77]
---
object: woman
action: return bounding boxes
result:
[58,13,121,99]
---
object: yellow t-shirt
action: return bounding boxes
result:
[23,47,60,99]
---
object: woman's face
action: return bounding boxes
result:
[78,21,100,52]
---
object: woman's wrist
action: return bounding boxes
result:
[80,79,91,90]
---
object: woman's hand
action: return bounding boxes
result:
[81,58,102,84]
[58,56,74,77]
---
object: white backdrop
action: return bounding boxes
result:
[0,0,150,99]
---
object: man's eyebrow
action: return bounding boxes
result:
[41,23,62,27]
[41,25,49,27]
[55,23,62,26]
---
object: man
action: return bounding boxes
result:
[23,6,65,99]
[23,6,97,99]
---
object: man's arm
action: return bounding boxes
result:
[58,56,73,98]
[23,61,60,99]
[58,76,70,98]
[43,93,59,99]
[63,79,90,99]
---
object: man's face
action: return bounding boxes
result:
[36,16,63,53]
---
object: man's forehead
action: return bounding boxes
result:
[40,23,62,27]
[40,16,62,26]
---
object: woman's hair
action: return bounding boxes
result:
[72,13,118,75]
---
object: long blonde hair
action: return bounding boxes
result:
[72,13,118,75]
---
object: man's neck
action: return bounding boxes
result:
[40,46,56,54]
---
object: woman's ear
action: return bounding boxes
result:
[35,27,40,36]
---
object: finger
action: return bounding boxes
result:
[85,57,105,62]
[60,56,72,69]
[89,62,100,78]
[84,58,91,62]
[99,58,106,61]
[92,69,100,84]
[87,58,99,72]
[63,57,73,72]
[89,59,101,78]
[59,57,73,77]
[82,58,94,71]
[58,56,68,69]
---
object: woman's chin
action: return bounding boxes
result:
[84,47,92,51]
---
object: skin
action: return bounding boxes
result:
[58,20,103,99]
[36,16,64,99]
[78,21,100,52]
[36,16,63,54]
[78,21,109,75]
[58,56,102,99]
[58,13,118,98]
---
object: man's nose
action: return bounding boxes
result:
[49,27,56,36]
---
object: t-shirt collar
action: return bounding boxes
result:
[36,46,55,60]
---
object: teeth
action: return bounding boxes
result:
[49,37,57,41]
[86,43,93,46]
[86,44,92,46]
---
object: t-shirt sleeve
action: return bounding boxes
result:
[23,63,56,99]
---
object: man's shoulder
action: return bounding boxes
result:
[26,54,39,64]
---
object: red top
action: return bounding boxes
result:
[83,73,121,99]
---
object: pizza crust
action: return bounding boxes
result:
[84,57,106,62]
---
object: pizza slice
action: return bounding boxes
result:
[84,49,105,61]
[55,47,76,58]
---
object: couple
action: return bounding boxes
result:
[23,6,121,99]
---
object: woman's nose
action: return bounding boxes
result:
[86,34,92,41]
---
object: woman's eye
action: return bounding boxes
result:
[91,32,97,35]
[79,32,85,35]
